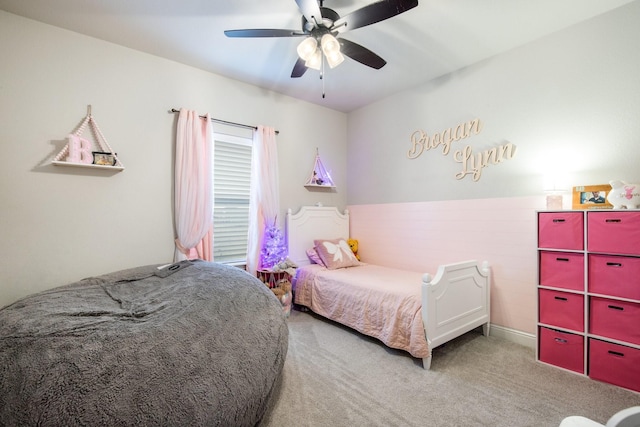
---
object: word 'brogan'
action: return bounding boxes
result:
[407,119,482,158]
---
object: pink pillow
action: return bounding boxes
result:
[306,248,326,266]
[314,238,361,270]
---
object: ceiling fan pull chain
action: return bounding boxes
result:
[321,58,325,98]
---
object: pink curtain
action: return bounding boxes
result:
[246,126,279,275]
[194,226,213,260]
[174,109,214,262]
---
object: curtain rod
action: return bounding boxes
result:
[169,109,279,135]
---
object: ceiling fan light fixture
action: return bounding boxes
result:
[297,37,318,61]
[325,50,344,68]
[320,34,340,55]
[321,33,344,68]
[305,48,322,70]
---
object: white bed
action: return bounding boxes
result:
[286,206,491,369]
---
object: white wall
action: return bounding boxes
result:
[0,11,347,309]
[347,1,640,205]
[345,2,640,337]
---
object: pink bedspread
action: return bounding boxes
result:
[293,264,429,359]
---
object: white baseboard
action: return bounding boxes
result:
[490,324,536,349]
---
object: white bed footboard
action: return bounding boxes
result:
[421,260,490,370]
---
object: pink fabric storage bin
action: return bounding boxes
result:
[538,212,584,250]
[538,327,584,373]
[588,254,640,300]
[589,297,640,345]
[587,211,640,255]
[539,251,584,291]
[539,289,584,332]
[589,338,640,392]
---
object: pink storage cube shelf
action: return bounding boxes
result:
[538,212,584,250]
[539,251,584,291]
[539,327,584,374]
[589,297,640,345]
[539,289,584,332]
[588,254,640,300]
[589,338,640,393]
[587,211,640,255]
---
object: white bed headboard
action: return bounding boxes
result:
[286,206,350,266]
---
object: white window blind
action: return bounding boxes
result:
[213,134,252,264]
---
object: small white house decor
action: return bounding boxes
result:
[52,105,124,171]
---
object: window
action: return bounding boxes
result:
[213,133,252,264]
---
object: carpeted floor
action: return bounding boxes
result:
[260,309,639,427]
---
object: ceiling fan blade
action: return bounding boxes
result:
[295,0,323,27]
[291,57,308,78]
[224,29,305,38]
[333,0,419,33]
[339,38,386,69]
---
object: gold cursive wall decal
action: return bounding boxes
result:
[407,118,482,158]
[407,118,516,182]
[453,142,517,182]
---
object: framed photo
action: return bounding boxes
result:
[572,184,613,210]
[92,151,117,166]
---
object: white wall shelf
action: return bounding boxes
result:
[51,160,124,171]
[305,149,334,189]
[51,105,124,172]
[304,183,335,189]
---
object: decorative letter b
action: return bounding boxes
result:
[67,134,93,164]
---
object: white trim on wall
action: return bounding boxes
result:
[490,324,536,349]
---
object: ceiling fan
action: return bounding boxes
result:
[224,0,419,79]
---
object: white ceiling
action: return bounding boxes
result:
[0,0,636,112]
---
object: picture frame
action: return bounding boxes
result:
[92,151,117,166]
[572,184,613,210]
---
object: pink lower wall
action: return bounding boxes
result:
[348,196,548,335]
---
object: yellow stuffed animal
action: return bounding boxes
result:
[347,238,360,261]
